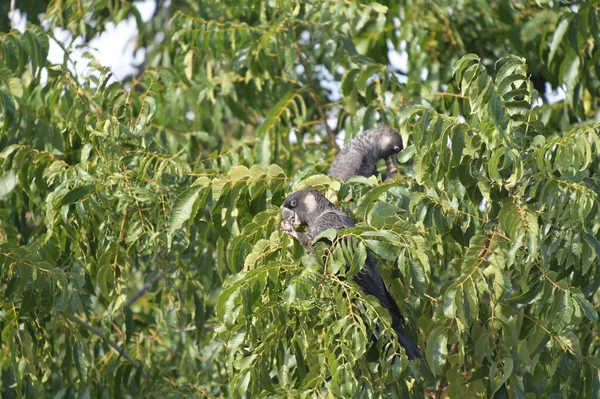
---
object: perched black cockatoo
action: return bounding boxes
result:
[281,189,421,360]
[328,125,403,181]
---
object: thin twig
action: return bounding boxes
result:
[137,323,216,340]
[110,270,165,321]
[430,92,469,99]
[66,313,140,368]
[124,270,164,308]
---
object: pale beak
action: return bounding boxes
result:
[281,207,297,224]
[386,155,399,172]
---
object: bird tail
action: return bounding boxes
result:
[395,328,422,360]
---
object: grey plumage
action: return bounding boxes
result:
[281,189,421,360]
[328,125,403,181]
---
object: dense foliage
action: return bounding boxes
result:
[1,0,599,397]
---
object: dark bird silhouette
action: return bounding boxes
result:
[281,189,421,360]
[328,125,403,181]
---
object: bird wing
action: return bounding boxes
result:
[328,148,364,181]
[312,210,404,328]
[308,205,422,359]
[311,210,355,236]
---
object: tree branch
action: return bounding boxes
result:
[66,313,140,368]
[111,270,165,321]
[124,270,164,308]
[138,323,215,340]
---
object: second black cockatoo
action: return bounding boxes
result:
[328,125,403,181]
[281,189,421,360]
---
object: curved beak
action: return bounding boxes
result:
[282,207,298,224]
[385,155,399,172]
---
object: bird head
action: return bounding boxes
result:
[281,189,330,228]
[374,125,403,168]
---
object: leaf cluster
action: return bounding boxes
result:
[1,1,600,398]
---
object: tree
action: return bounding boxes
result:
[1,0,599,397]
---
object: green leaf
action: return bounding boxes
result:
[409,260,427,295]
[244,239,270,269]
[426,326,448,375]
[355,182,397,219]
[356,64,382,96]
[55,184,95,209]
[312,227,338,244]
[0,170,17,198]
[364,239,398,261]
[8,78,23,97]
[283,282,297,306]
[348,241,367,277]
[443,287,457,317]
[548,18,570,65]
[574,294,598,322]
[52,291,69,312]
[351,54,377,66]
[97,265,113,301]
[495,56,526,85]
[559,51,581,106]
[217,275,246,326]
[585,363,600,398]
[342,68,361,97]
[552,291,574,331]
[507,280,544,305]
[584,233,600,261]
[370,3,388,13]
[452,54,480,83]
[20,289,36,313]
[490,357,514,395]
[168,183,210,239]
[256,90,298,137]
[0,144,21,158]
[497,74,528,96]
[74,342,88,383]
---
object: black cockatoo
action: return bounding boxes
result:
[280,189,421,360]
[328,125,403,181]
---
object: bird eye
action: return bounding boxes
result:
[393,145,401,152]
[290,200,297,207]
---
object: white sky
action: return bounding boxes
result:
[10,0,155,81]
[9,1,564,103]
